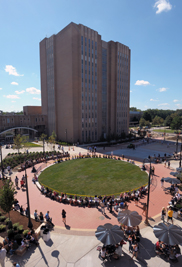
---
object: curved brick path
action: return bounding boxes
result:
[11,158,179,230]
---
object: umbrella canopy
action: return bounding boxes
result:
[153,223,182,245]
[176,167,182,172]
[95,223,124,246]
[170,171,182,178]
[117,210,142,227]
[163,177,181,184]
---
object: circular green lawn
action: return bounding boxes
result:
[38,158,148,196]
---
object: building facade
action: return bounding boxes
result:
[40,22,130,143]
[0,106,47,142]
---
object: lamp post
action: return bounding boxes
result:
[24,161,33,229]
[143,156,152,226]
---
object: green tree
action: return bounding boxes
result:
[13,134,28,153]
[142,111,152,122]
[48,131,57,149]
[139,118,146,127]
[0,180,15,219]
[171,116,181,130]
[152,115,163,126]
[40,133,47,152]
[164,115,172,127]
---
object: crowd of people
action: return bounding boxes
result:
[155,241,181,262]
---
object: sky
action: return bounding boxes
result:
[0,0,181,112]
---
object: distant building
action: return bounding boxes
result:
[40,22,130,143]
[129,111,143,127]
[0,106,47,142]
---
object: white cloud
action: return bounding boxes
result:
[26,87,40,94]
[173,99,179,103]
[0,88,2,90]
[130,90,132,93]
[150,99,159,101]
[135,80,150,86]
[33,97,41,101]
[15,90,25,94]
[3,95,20,99]
[11,101,16,103]
[5,65,24,76]
[158,87,168,92]
[154,0,172,14]
[175,104,182,108]
[11,82,19,85]
[158,103,169,106]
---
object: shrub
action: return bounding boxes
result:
[5,218,10,225]
[23,229,29,237]
[0,216,6,222]
[13,222,20,230]
[8,221,13,229]
[8,229,14,239]
[18,225,24,233]
[0,225,6,232]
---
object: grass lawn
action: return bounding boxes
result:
[23,142,42,147]
[152,129,175,133]
[38,158,148,196]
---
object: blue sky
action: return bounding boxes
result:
[0,0,181,112]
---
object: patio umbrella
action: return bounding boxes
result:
[170,172,179,177]
[163,177,181,184]
[176,167,182,172]
[117,210,142,227]
[153,223,182,246]
[95,223,124,245]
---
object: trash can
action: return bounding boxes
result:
[43,228,50,242]
[40,225,46,237]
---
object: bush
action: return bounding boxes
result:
[0,225,6,232]
[17,225,24,233]
[5,218,10,225]
[0,216,6,222]
[8,221,13,229]
[23,229,29,237]
[13,222,20,230]
[8,229,15,239]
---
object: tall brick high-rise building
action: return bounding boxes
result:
[40,22,130,143]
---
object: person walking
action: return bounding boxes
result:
[161,207,166,223]
[161,177,164,188]
[0,244,6,267]
[62,209,66,225]
[131,242,138,259]
[168,161,170,168]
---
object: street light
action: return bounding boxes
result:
[143,156,152,226]
[24,161,35,229]
[176,134,179,154]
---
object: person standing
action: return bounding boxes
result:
[161,207,166,223]
[167,207,173,224]
[62,209,66,225]
[168,161,170,168]
[100,201,105,215]
[13,262,20,267]
[0,245,6,267]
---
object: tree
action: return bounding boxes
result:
[164,115,172,127]
[142,111,152,122]
[139,118,146,127]
[152,116,163,126]
[48,131,57,149]
[171,116,181,130]
[0,180,15,219]
[40,133,47,152]
[13,134,28,153]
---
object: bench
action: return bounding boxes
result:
[15,245,26,256]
